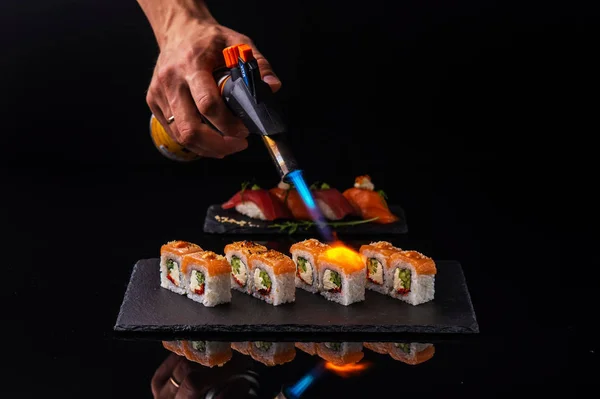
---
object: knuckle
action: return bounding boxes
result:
[177,125,198,147]
[156,66,175,85]
[196,93,219,115]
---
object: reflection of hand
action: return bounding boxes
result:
[150,352,261,398]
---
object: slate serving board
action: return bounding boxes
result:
[114,258,478,340]
[203,204,408,235]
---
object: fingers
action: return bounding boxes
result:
[157,356,198,399]
[187,69,249,138]
[250,46,282,93]
[159,73,248,158]
[151,353,183,398]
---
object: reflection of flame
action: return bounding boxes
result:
[322,242,363,269]
[324,361,371,378]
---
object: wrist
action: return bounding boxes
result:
[137,0,218,49]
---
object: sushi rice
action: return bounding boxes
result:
[248,250,295,306]
[388,250,436,305]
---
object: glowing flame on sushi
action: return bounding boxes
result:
[321,242,364,269]
[324,361,371,377]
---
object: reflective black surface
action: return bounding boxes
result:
[3,0,597,397]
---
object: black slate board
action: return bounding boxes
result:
[203,204,408,235]
[114,259,478,340]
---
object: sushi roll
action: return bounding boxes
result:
[248,249,296,305]
[388,342,435,365]
[359,241,402,295]
[222,183,292,221]
[224,241,268,294]
[316,342,364,365]
[249,341,296,366]
[317,244,366,305]
[162,340,185,356]
[363,342,390,355]
[182,341,233,367]
[290,238,330,293]
[231,342,252,356]
[388,250,437,305]
[295,342,318,356]
[181,251,232,307]
[160,240,203,295]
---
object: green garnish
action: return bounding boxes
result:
[329,270,341,287]
[192,341,206,352]
[251,184,261,190]
[260,270,272,289]
[309,181,320,190]
[231,256,241,275]
[309,182,331,190]
[195,271,205,285]
[377,189,388,200]
[166,259,175,272]
[269,217,379,235]
[297,257,308,273]
[320,182,330,189]
[254,341,272,351]
[325,342,341,351]
[368,258,379,276]
[394,343,411,353]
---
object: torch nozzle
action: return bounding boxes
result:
[261,135,300,181]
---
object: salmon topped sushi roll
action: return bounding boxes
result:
[162,340,185,356]
[388,250,437,305]
[249,342,296,366]
[182,341,232,368]
[224,241,267,294]
[363,342,390,355]
[317,244,366,305]
[181,251,232,307]
[231,342,252,356]
[295,342,318,356]
[388,342,435,365]
[290,238,330,293]
[359,241,402,295]
[160,240,203,295]
[316,342,364,365]
[248,249,296,305]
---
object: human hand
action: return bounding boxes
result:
[143,2,282,159]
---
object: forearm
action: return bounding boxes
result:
[136,0,218,48]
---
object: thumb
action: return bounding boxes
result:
[251,47,282,93]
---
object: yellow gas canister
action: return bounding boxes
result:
[149,114,200,162]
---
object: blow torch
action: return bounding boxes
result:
[149,43,299,182]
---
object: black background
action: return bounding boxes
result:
[1,0,597,396]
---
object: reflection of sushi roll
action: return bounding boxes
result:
[182,341,233,367]
[317,245,366,305]
[248,249,296,305]
[363,342,390,354]
[224,241,267,294]
[160,241,204,295]
[290,239,330,293]
[388,342,435,365]
[295,342,318,356]
[249,342,296,366]
[359,241,402,295]
[231,342,252,355]
[389,250,437,305]
[162,340,185,356]
[181,251,231,307]
[316,342,364,365]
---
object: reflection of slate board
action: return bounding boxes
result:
[203,204,408,235]
[114,259,478,341]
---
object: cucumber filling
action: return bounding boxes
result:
[190,270,205,295]
[192,341,206,352]
[323,269,342,292]
[324,342,342,351]
[166,259,180,286]
[254,341,272,351]
[367,257,383,285]
[254,268,272,294]
[296,256,314,285]
[231,255,247,287]
[394,343,411,354]
[394,268,411,294]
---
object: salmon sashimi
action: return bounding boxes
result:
[222,183,292,221]
[342,175,399,224]
[310,182,355,220]
[269,181,312,220]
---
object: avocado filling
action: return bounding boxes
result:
[367,257,383,285]
[296,256,314,285]
[192,341,206,352]
[231,255,247,287]
[324,342,342,351]
[190,270,205,295]
[323,269,342,292]
[253,268,272,294]
[165,259,180,286]
[394,268,411,294]
[394,343,411,354]
[254,341,272,351]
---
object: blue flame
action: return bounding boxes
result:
[285,373,315,398]
[287,170,334,242]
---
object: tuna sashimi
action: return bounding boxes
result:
[222,183,292,221]
[342,175,399,224]
[310,182,355,221]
